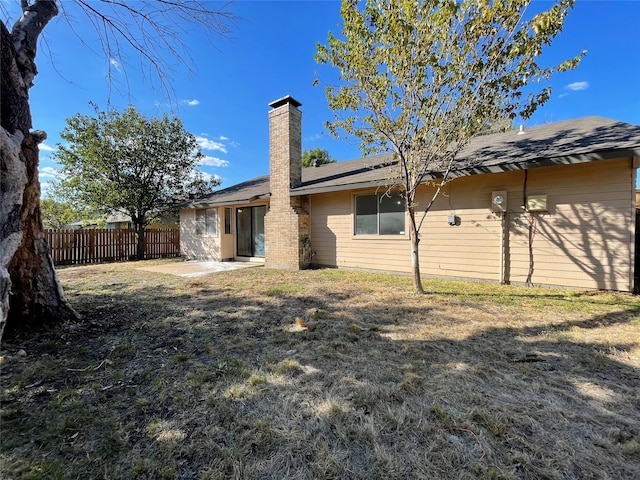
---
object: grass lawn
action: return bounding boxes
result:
[1,259,639,479]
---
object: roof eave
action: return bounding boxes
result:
[183,145,640,206]
[448,148,640,179]
[291,179,399,196]
[181,193,270,209]
[293,148,640,193]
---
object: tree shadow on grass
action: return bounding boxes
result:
[1,268,639,479]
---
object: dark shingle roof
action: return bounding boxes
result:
[185,175,270,208]
[185,116,640,207]
[451,116,640,176]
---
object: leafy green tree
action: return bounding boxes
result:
[302,148,337,168]
[40,198,79,229]
[54,105,217,260]
[316,0,582,293]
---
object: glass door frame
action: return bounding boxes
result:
[235,205,266,258]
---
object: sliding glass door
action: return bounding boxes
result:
[236,206,266,257]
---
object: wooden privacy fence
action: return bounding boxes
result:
[44,228,180,266]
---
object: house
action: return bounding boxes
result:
[180,96,640,292]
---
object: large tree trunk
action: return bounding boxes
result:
[135,222,146,260]
[1,2,77,341]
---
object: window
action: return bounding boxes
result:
[196,208,218,236]
[355,193,405,235]
[224,207,232,234]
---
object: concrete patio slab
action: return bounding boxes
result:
[136,260,262,278]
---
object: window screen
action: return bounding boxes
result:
[355,195,378,234]
[379,195,405,235]
[206,209,217,235]
[355,193,405,235]
[196,208,217,236]
[224,208,232,234]
[196,209,206,235]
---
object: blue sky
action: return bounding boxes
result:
[3,1,640,193]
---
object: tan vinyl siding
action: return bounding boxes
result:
[221,207,235,260]
[221,227,235,260]
[179,208,222,260]
[505,158,633,290]
[310,190,411,272]
[416,183,503,282]
[308,157,635,291]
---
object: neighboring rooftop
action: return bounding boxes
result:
[184,116,640,207]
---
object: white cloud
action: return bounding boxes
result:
[39,166,59,179]
[185,99,200,106]
[39,167,58,196]
[109,57,122,73]
[38,143,55,152]
[196,136,227,154]
[219,135,229,141]
[200,155,230,167]
[565,81,589,91]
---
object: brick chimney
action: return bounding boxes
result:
[264,96,310,270]
[268,95,302,200]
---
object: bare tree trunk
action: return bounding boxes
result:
[1,3,78,341]
[408,206,425,294]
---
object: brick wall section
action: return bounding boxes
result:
[264,97,310,270]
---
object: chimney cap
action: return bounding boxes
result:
[269,95,302,109]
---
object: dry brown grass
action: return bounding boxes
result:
[1,259,639,479]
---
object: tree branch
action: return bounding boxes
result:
[11,0,59,90]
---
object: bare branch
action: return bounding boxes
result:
[11,0,59,88]
[2,0,235,105]
[65,0,235,105]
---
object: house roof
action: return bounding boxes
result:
[185,116,640,207]
[450,115,640,176]
[185,175,270,208]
